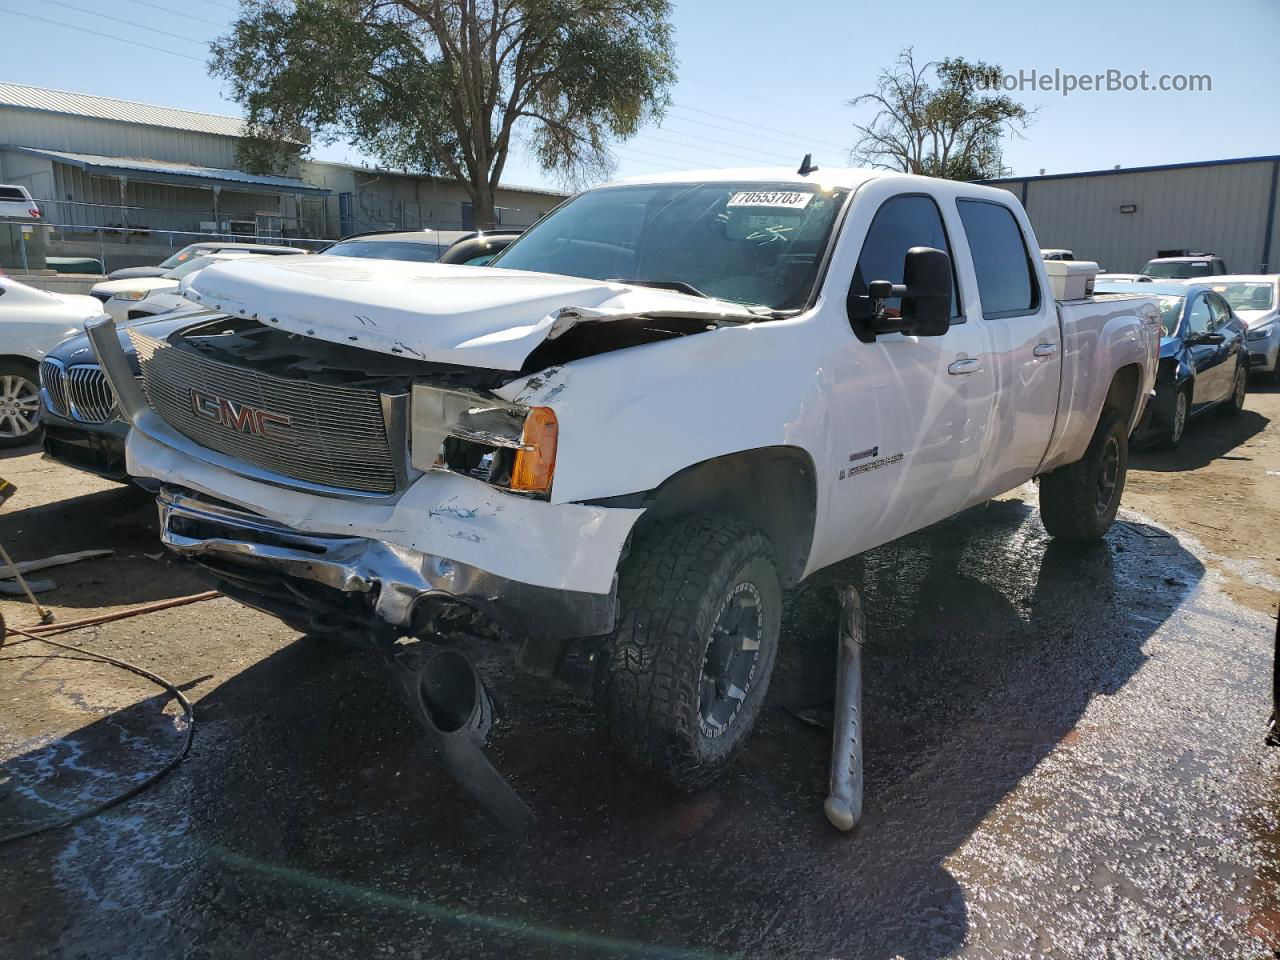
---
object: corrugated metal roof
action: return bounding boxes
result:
[4,146,330,194]
[0,82,255,139]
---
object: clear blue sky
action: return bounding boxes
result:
[3,0,1276,189]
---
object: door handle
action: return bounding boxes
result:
[947,358,982,375]
[1033,343,1058,358]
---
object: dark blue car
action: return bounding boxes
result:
[1097,281,1248,447]
[39,308,210,480]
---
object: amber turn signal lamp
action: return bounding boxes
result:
[511,407,558,493]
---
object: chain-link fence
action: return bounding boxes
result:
[1,219,330,276]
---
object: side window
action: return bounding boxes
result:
[1207,295,1232,330]
[956,199,1040,318]
[1186,295,1211,335]
[850,194,959,319]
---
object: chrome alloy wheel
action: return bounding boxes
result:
[0,373,41,441]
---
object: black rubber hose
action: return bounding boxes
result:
[0,623,194,845]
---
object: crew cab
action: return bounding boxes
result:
[89,168,1161,789]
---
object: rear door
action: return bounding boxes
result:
[954,198,1062,501]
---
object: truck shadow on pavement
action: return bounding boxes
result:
[0,496,1205,960]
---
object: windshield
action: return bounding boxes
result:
[1208,281,1275,312]
[324,239,446,262]
[1143,260,1212,279]
[159,244,216,269]
[1154,295,1185,335]
[163,255,227,280]
[489,181,851,312]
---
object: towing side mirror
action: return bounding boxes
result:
[848,246,953,342]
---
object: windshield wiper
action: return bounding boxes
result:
[609,278,710,299]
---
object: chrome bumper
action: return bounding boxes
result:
[158,488,617,640]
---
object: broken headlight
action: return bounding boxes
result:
[409,385,558,495]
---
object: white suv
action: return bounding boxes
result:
[0,184,40,220]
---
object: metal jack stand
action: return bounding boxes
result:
[824,585,864,831]
[0,477,53,626]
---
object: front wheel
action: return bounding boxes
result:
[0,362,42,450]
[596,514,781,791]
[1038,409,1129,542]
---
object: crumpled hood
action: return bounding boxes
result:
[1159,335,1183,359]
[185,255,755,370]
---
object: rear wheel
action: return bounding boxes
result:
[1219,363,1247,416]
[1039,409,1129,542]
[0,362,42,450]
[596,514,781,791]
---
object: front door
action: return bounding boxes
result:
[1205,293,1243,402]
[817,189,995,566]
[1186,292,1230,407]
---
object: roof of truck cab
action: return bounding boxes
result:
[602,166,1025,202]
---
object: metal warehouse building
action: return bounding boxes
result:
[0,82,565,269]
[984,155,1280,275]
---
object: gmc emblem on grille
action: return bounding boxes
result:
[190,389,292,440]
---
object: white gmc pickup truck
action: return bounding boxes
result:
[90,167,1160,794]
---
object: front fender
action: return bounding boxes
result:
[494,315,831,508]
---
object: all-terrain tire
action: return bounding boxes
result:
[595,514,782,791]
[1038,408,1129,542]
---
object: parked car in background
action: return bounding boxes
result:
[1141,255,1229,279]
[319,229,477,262]
[1200,276,1280,382]
[0,276,103,448]
[105,241,309,281]
[0,184,40,220]
[1097,280,1248,446]
[1097,273,1154,284]
[1040,248,1075,261]
[92,253,260,321]
[437,231,522,266]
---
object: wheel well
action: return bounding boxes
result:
[633,447,817,587]
[0,355,39,373]
[1104,363,1143,432]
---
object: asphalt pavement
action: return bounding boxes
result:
[0,443,1277,959]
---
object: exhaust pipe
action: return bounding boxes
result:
[396,647,534,833]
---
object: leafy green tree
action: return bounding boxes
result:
[211,0,677,228]
[848,48,1032,181]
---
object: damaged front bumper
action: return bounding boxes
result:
[86,315,643,647]
[159,486,619,641]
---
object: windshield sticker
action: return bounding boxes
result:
[726,191,813,210]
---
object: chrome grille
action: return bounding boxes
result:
[40,358,68,416]
[67,365,115,423]
[41,360,119,423]
[130,331,398,494]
